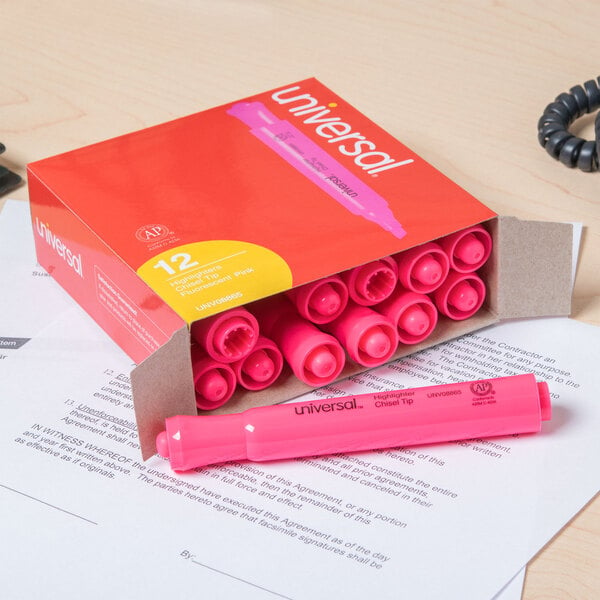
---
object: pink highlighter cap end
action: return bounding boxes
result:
[197,370,228,402]
[214,317,256,359]
[537,382,552,421]
[448,281,479,311]
[242,349,275,382]
[305,346,337,378]
[398,305,430,336]
[359,326,391,359]
[413,255,443,286]
[455,234,486,265]
[156,431,170,458]
[309,283,341,316]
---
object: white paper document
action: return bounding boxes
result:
[0,200,598,600]
[0,201,74,348]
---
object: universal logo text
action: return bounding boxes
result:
[35,218,83,278]
[272,85,414,176]
[294,398,359,415]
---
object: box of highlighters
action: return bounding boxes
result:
[27,78,573,459]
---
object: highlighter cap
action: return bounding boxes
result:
[286,275,349,324]
[157,414,246,471]
[252,297,345,386]
[395,242,450,293]
[537,381,552,421]
[233,336,284,390]
[196,370,232,406]
[376,289,438,345]
[190,348,237,410]
[433,271,486,320]
[288,331,345,385]
[440,225,492,273]
[343,258,398,306]
[190,307,259,363]
[323,302,398,367]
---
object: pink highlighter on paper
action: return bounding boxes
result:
[156,373,552,472]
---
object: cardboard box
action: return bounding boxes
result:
[27,79,573,459]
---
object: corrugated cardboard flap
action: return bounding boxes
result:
[131,326,197,459]
[495,216,573,319]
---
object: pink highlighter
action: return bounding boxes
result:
[190,307,259,363]
[156,373,552,471]
[440,225,492,272]
[394,242,450,293]
[320,301,398,367]
[376,288,438,345]
[227,101,407,239]
[342,258,398,306]
[433,271,486,320]
[232,336,284,391]
[250,297,345,386]
[190,346,237,410]
[286,275,349,324]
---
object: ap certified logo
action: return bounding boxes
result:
[135,224,171,243]
[470,381,494,396]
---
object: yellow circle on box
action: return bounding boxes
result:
[137,240,293,323]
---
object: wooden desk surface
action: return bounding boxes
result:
[1,2,598,597]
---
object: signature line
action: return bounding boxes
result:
[0,483,98,525]
[191,558,294,599]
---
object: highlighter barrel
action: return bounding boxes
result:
[156,374,552,471]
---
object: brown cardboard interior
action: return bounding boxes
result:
[494,217,573,318]
[133,216,573,459]
[131,326,197,459]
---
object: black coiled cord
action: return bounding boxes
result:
[537,78,600,172]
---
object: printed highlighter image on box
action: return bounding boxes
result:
[26,78,573,458]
